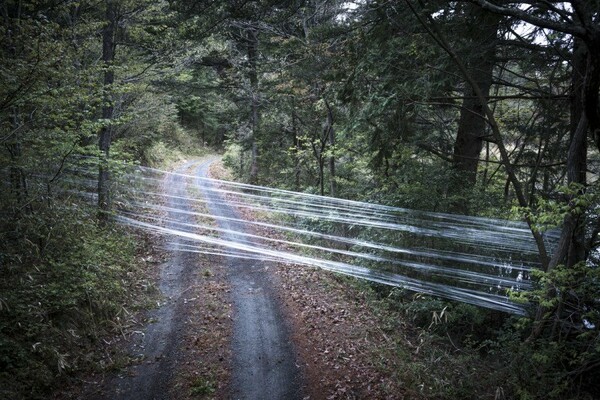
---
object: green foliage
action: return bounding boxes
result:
[484,317,600,400]
[143,141,185,169]
[222,142,247,180]
[140,123,209,169]
[502,261,600,399]
[513,183,596,232]
[190,376,216,397]
[0,4,185,397]
[0,203,150,399]
[0,1,207,399]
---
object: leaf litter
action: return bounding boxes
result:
[210,161,407,400]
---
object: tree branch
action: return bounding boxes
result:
[468,0,586,37]
[405,0,550,268]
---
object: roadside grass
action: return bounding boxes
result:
[363,287,499,399]
[288,270,514,399]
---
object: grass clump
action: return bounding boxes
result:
[190,376,216,397]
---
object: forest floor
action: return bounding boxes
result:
[57,157,409,399]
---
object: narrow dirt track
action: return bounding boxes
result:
[194,158,303,400]
[84,160,203,400]
[81,157,302,399]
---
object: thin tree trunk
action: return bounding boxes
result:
[482,141,490,185]
[239,144,244,176]
[325,100,336,197]
[292,103,301,191]
[529,112,588,340]
[7,108,28,213]
[98,1,116,223]
[319,157,324,196]
[3,9,29,215]
[247,27,260,184]
[527,35,591,340]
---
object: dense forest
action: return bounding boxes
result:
[1,1,599,399]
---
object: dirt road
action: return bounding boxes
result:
[83,160,203,399]
[194,158,303,400]
[83,157,302,399]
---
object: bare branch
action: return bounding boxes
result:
[468,0,586,37]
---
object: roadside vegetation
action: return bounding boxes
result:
[0,221,153,398]
[0,130,204,400]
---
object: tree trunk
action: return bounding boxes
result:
[97,1,116,223]
[528,38,591,340]
[319,156,325,196]
[325,100,336,197]
[292,103,301,191]
[7,108,28,213]
[583,34,600,153]
[451,7,500,202]
[566,37,588,267]
[542,15,597,274]
[247,27,260,184]
[3,10,29,215]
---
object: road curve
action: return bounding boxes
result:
[194,158,303,400]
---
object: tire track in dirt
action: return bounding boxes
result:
[84,160,204,400]
[194,158,303,400]
[80,157,302,399]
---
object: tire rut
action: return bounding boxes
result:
[194,158,303,400]
[85,160,203,400]
[83,157,302,399]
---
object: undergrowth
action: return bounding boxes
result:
[355,281,599,400]
[142,129,211,170]
[0,204,158,400]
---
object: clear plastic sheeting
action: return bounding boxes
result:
[58,162,559,315]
